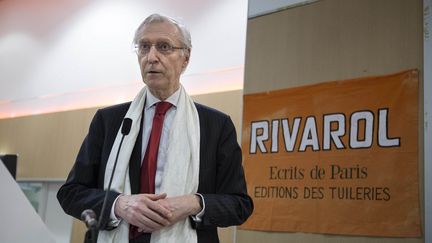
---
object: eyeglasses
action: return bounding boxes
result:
[134,41,187,56]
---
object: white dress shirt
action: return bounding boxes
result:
[142,89,179,193]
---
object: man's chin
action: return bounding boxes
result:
[145,76,164,84]
[144,80,168,90]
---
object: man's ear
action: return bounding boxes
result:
[182,49,191,69]
[185,49,191,62]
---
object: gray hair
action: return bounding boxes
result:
[133,14,192,51]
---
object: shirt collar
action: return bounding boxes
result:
[145,88,180,110]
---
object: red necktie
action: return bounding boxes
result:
[140,101,172,194]
[130,101,172,240]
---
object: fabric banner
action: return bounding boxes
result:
[240,70,421,237]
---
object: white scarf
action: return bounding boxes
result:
[97,85,200,243]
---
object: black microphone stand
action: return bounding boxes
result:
[81,209,98,243]
[81,118,133,243]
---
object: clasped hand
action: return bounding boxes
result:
[114,193,201,233]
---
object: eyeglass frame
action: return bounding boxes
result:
[134,41,188,56]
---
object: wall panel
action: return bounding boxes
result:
[240,0,423,242]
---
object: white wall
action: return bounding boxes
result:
[0,0,247,118]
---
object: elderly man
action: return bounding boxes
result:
[57,13,253,243]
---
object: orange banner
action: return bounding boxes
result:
[240,70,421,237]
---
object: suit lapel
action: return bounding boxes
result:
[129,113,144,194]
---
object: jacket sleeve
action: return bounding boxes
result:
[195,115,254,229]
[57,110,120,230]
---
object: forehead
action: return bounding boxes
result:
[137,21,181,42]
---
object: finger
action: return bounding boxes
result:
[135,210,168,231]
[140,204,171,225]
[138,194,172,217]
[157,198,174,211]
[146,193,167,201]
[128,210,159,231]
[130,196,171,228]
[147,199,173,218]
[137,216,163,231]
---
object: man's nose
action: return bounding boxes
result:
[147,45,159,63]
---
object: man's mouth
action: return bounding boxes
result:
[147,70,162,75]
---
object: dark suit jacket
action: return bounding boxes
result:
[57,102,253,243]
